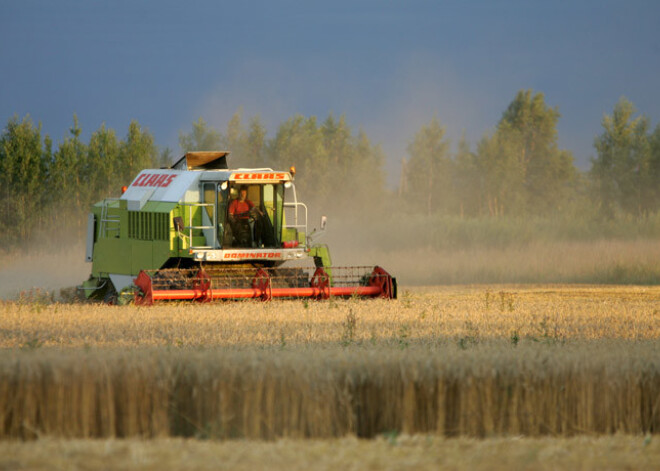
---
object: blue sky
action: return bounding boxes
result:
[2,1,659,184]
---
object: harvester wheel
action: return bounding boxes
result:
[103,284,118,305]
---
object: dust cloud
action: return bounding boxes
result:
[0,243,90,300]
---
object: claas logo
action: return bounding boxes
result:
[232,172,288,181]
[132,173,177,188]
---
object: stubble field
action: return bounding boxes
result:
[1,285,660,469]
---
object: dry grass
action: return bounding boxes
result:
[1,435,659,471]
[1,285,658,348]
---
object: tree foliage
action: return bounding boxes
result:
[500,90,575,212]
[476,90,576,215]
[266,113,386,215]
[118,120,158,185]
[179,111,386,217]
[402,90,576,217]
[46,115,90,231]
[0,115,159,250]
[404,117,451,215]
[0,115,49,246]
[178,117,222,152]
[592,98,658,216]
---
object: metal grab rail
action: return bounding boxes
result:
[282,181,307,246]
[100,198,120,238]
[180,202,215,249]
[284,201,307,232]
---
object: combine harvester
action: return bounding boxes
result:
[81,152,396,304]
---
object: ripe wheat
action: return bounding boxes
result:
[1,285,659,439]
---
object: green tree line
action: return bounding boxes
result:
[402,91,660,219]
[1,90,659,251]
[0,115,161,248]
[178,110,386,219]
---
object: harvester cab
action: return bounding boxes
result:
[81,151,396,304]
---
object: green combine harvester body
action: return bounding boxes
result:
[82,151,395,304]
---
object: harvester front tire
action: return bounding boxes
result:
[103,285,118,305]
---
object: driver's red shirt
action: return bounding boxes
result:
[229,199,254,218]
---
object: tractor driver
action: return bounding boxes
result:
[229,186,261,220]
[229,186,264,247]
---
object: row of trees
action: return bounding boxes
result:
[592,99,660,217]
[1,90,659,250]
[403,91,660,218]
[404,90,575,217]
[0,115,161,247]
[179,92,660,221]
[178,110,386,217]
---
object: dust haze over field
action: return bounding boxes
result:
[312,210,660,286]
[0,244,89,300]
[1,218,659,301]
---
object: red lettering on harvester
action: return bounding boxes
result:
[131,173,178,188]
[132,174,146,186]
[233,172,287,181]
[162,175,177,187]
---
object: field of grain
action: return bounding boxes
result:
[3,342,660,440]
[0,285,659,445]
[3,285,659,348]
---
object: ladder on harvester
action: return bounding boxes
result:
[181,202,215,249]
[99,198,121,238]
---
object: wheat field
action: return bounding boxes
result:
[1,285,660,469]
[0,285,659,439]
[2,342,660,440]
[3,285,659,348]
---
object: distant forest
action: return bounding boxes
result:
[1,89,659,251]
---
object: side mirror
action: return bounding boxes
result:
[320,216,327,230]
